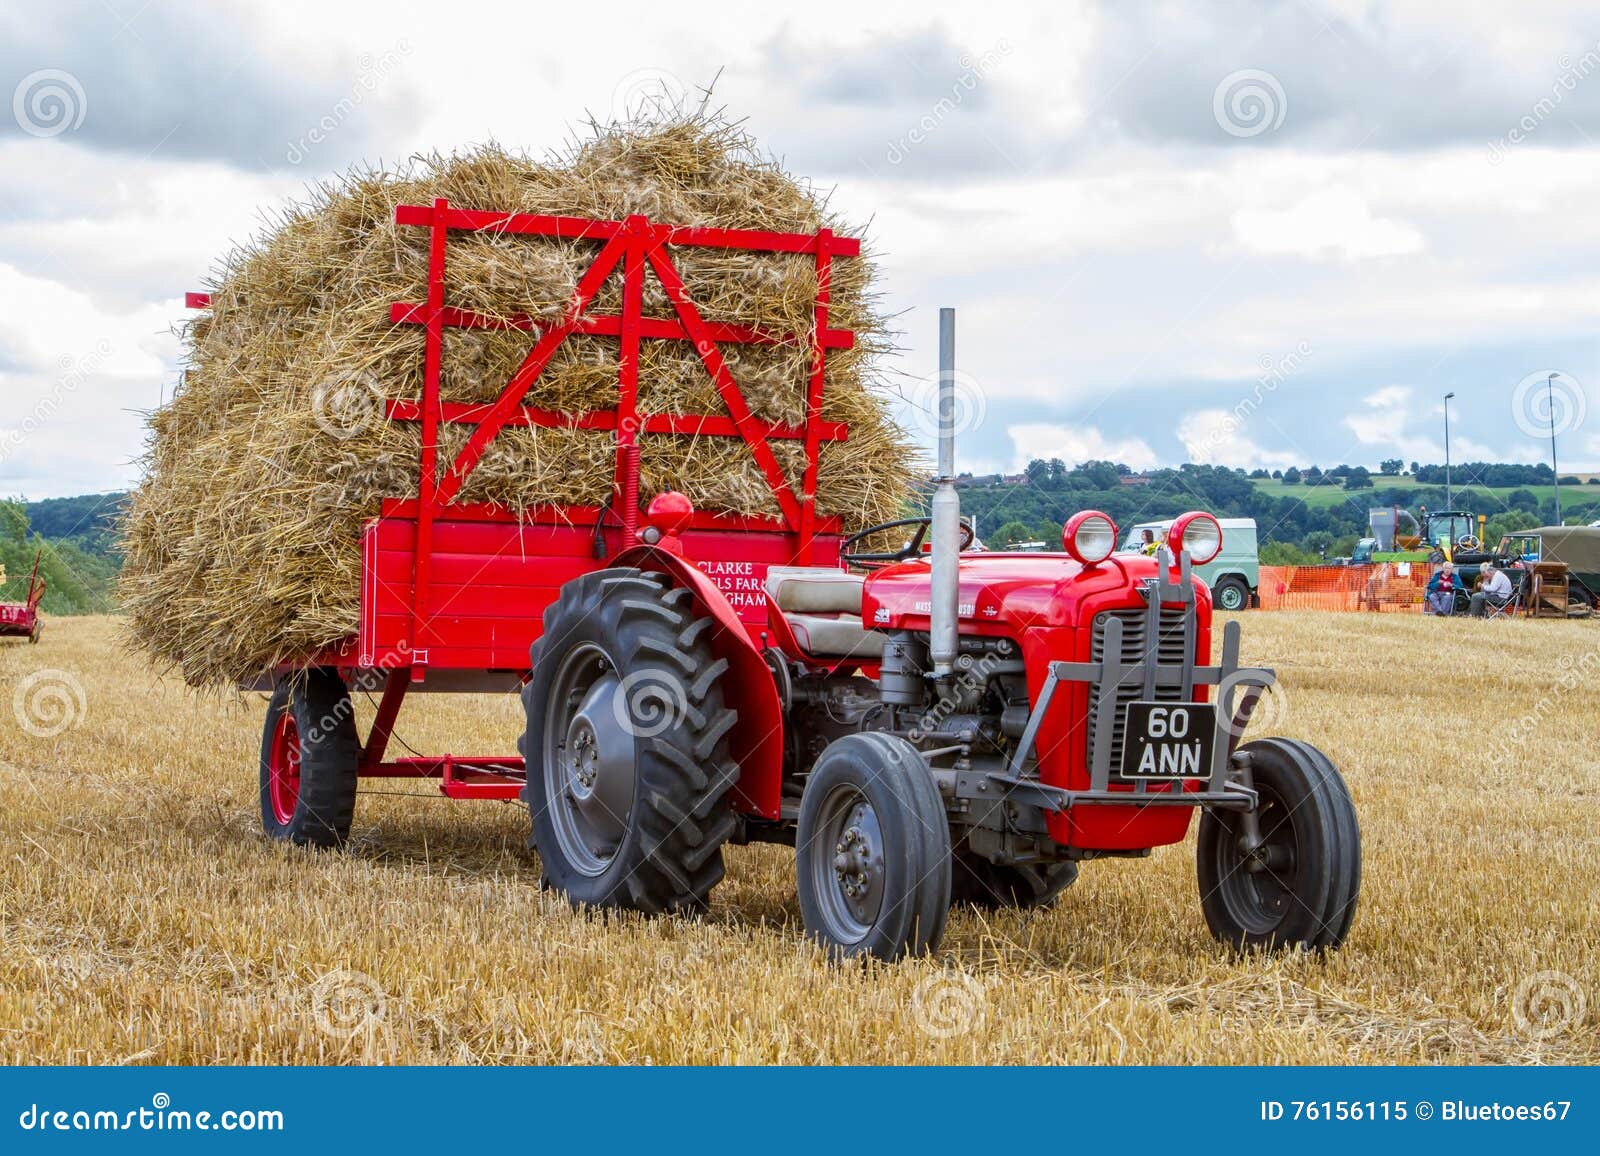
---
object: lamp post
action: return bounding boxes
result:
[1443,392,1455,508]
[1549,373,1563,524]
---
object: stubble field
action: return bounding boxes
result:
[2,612,1596,1065]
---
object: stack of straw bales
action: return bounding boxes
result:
[119,117,917,687]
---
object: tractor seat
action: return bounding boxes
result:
[765,566,884,660]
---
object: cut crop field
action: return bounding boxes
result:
[2,613,1597,1065]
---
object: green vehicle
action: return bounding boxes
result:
[1121,517,1259,610]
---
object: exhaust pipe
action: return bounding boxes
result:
[929,307,961,677]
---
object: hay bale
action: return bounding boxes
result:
[120,116,917,688]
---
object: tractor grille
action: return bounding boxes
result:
[1085,606,1191,772]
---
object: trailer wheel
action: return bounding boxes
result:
[949,849,1078,909]
[796,733,951,960]
[520,569,740,915]
[259,668,360,847]
[1213,577,1249,612]
[1197,738,1360,951]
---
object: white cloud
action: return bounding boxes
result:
[1007,422,1158,471]
[1232,188,1425,262]
[1177,408,1298,469]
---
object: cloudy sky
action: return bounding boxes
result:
[2,0,1598,498]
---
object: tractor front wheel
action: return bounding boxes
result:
[259,668,360,847]
[520,569,741,914]
[1198,737,1360,951]
[796,733,951,960]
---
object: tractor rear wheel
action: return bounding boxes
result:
[520,569,740,914]
[796,733,951,960]
[1197,737,1360,951]
[259,668,360,847]
[949,849,1078,909]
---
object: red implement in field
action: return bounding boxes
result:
[194,201,855,817]
[0,550,45,644]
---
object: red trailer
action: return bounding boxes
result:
[204,197,1360,960]
[0,550,45,644]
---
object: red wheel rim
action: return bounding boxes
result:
[268,712,302,825]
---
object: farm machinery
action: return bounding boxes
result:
[222,201,1360,959]
[0,550,45,644]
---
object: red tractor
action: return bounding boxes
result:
[233,202,1360,959]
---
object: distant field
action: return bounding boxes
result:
[1250,478,1595,512]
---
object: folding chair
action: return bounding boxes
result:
[1484,575,1523,620]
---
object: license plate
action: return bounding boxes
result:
[1118,701,1216,780]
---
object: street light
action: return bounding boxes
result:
[1443,392,1455,508]
[1549,373,1563,524]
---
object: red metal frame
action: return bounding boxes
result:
[0,550,45,639]
[194,202,859,809]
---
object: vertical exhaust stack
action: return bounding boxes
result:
[929,307,961,677]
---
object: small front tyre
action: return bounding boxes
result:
[259,668,360,847]
[1198,737,1360,950]
[796,733,952,961]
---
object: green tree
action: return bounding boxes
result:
[993,520,1033,546]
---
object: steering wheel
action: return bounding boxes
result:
[1457,534,1481,552]
[841,517,974,568]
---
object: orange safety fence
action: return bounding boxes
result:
[1257,563,1433,612]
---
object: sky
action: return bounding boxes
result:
[1,0,1598,499]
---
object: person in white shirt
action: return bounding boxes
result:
[1470,561,1513,617]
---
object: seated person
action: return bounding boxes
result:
[1424,562,1463,615]
[1469,560,1514,617]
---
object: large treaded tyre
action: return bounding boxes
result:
[520,569,740,914]
[1197,737,1361,951]
[796,733,952,960]
[259,667,360,847]
[948,849,1078,910]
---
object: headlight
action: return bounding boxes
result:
[1062,510,1118,565]
[1168,511,1222,565]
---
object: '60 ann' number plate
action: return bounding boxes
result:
[1118,701,1216,780]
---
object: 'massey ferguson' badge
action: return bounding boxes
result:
[1118,701,1216,780]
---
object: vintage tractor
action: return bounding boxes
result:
[236,201,1359,959]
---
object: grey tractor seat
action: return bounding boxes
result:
[765,566,885,660]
